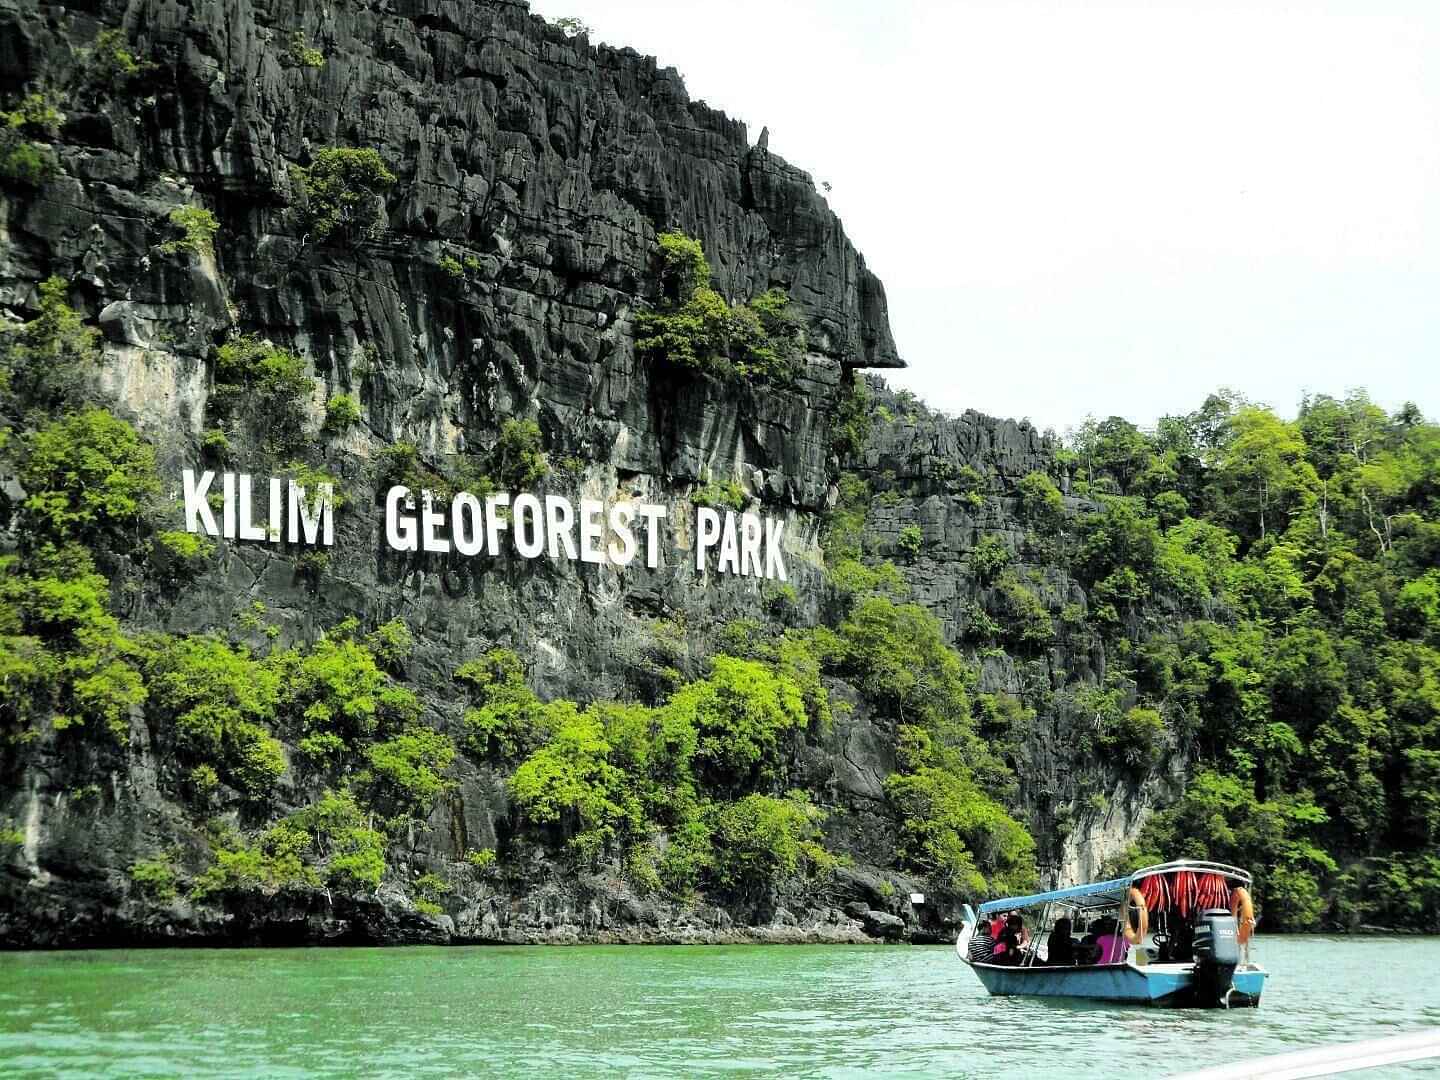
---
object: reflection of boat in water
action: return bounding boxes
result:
[956,860,1267,1008]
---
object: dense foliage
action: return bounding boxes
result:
[1063,394,1440,930]
[2,271,1434,935]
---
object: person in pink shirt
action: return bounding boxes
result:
[1094,929,1128,964]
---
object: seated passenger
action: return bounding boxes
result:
[1046,917,1076,965]
[1089,916,1127,964]
[991,913,1026,965]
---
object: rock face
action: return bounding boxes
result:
[852,389,1181,886]
[0,0,1156,947]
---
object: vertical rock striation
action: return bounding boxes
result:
[0,0,1159,946]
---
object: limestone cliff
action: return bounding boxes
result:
[0,0,1156,947]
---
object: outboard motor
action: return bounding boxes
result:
[1192,908,1241,1006]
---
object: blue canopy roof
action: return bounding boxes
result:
[977,876,1131,915]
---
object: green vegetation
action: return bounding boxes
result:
[288,32,327,69]
[822,474,907,601]
[1066,392,1440,930]
[210,335,312,452]
[154,530,215,572]
[158,207,219,257]
[0,92,63,185]
[1,277,101,411]
[129,856,178,901]
[492,418,548,489]
[897,524,923,560]
[1017,471,1065,531]
[692,476,747,512]
[19,409,160,547]
[706,792,837,893]
[376,421,545,501]
[634,232,804,382]
[365,727,456,819]
[832,373,873,460]
[294,147,396,241]
[969,535,1011,582]
[324,393,362,434]
[550,16,593,37]
[88,30,153,95]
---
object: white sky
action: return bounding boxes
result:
[530,0,1440,433]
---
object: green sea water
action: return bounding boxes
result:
[2,936,1438,1077]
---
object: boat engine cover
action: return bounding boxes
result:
[1191,910,1241,1006]
[1193,911,1241,967]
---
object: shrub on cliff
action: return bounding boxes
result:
[272,634,419,749]
[0,93,63,186]
[634,232,803,382]
[705,791,837,893]
[293,147,396,241]
[145,636,285,794]
[832,373,873,460]
[19,410,160,548]
[969,535,1011,582]
[86,30,154,98]
[457,649,555,760]
[1,277,104,412]
[884,766,1036,896]
[1017,471,1065,531]
[509,705,637,862]
[838,596,974,735]
[493,418,548,489]
[897,524,923,560]
[663,656,807,791]
[0,542,155,742]
[290,789,387,890]
[287,32,326,69]
[190,821,319,900]
[324,393,362,434]
[993,572,1054,648]
[210,335,313,451]
[364,727,457,819]
[158,206,219,257]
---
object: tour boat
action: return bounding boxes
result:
[956,860,1267,1008]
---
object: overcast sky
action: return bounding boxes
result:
[530,0,1440,433]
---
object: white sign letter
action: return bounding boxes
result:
[545,495,577,561]
[638,504,667,568]
[239,474,267,542]
[765,517,787,581]
[452,492,485,556]
[386,486,416,551]
[420,490,449,554]
[512,494,544,558]
[182,469,218,537]
[695,507,721,571]
[608,503,637,567]
[579,499,605,565]
[485,494,511,556]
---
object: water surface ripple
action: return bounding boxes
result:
[2,937,1438,1077]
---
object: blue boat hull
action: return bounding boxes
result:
[970,961,1266,1008]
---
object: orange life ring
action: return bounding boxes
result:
[1231,887,1255,944]
[1124,886,1148,945]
